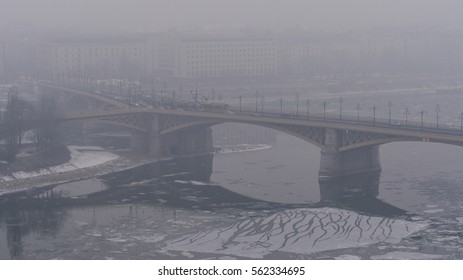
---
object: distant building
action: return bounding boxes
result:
[47,36,150,80]
[174,35,278,80]
[0,41,5,82]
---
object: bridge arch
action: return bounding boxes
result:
[159,119,326,150]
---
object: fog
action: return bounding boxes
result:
[1,0,463,32]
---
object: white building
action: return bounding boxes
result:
[0,41,5,81]
[174,36,278,79]
[48,37,150,80]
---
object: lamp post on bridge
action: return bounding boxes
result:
[321,101,328,120]
[435,104,440,129]
[418,110,427,131]
[280,98,283,115]
[305,99,310,119]
[239,96,242,114]
[459,112,463,135]
[404,107,410,128]
[356,104,361,123]
[387,100,393,124]
[338,97,343,120]
[255,90,259,113]
[371,105,378,126]
[261,96,264,116]
[296,93,300,117]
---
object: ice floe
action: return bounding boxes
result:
[166,208,428,258]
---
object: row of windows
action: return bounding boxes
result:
[180,43,275,49]
[182,48,275,53]
[184,53,275,59]
[184,58,276,64]
[186,64,276,70]
[185,68,276,77]
[58,47,142,53]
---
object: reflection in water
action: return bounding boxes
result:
[6,211,23,259]
[2,206,67,259]
[0,154,215,259]
[319,170,381,200]
[319,171,407,216]
[167,208,427,258]
[0,153,424,259]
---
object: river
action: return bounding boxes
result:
[0,132,462,259]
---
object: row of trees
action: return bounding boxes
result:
[0,86,58,163]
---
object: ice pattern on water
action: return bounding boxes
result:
[166,208,428,258]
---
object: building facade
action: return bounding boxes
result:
[0,41,5,82]
[174,36,278,80]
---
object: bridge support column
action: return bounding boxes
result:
[319,128,381,180]
[130,130,148,153]
[148,115,162,157]
[162,127,214,156]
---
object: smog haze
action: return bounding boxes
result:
[1,0,463,33]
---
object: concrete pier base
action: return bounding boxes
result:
[319,169,381,201]
[319,145,382,179]
[161,127,214,156]
[130,130,148,153]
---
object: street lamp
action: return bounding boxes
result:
[261,96,264,116]
[280,98,283,115]
[255,90,259,113]
[404,107,410,127]
[435,104,440,129]
[356,104,361,123]
[387,100,393,124]
[296,93,300,117]
[371,105,378,126]
[418,110,427,130]
[305,99,311,119]
[459,112,463,135]
[239,96,242,114]
[338,96,343,120]
[321,101,328,120]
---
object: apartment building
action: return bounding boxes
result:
[174,36,278,79]
[48,36,150,80]
[0,41,5,82]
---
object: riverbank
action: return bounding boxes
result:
[0,143,272,197]
[0,148,155,197]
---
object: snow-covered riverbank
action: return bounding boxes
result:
[215,144,272,154]
[0,143,273,197]
[0,146,145,196]
[0,146,119,182]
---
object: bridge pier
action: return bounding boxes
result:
[130,130,148,153]
[148,115,162,157]
[161,127,214,156]
[130,115,214,157]
[319,128,381,180]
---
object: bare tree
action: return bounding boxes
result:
[1,87,28,162]
[33,94,59,150]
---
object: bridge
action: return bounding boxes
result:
[20,80,463,181]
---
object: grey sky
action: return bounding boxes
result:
[1,0,462,33]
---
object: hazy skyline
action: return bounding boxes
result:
[1,0,463,33]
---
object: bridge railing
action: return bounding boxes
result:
[28,78,463,137]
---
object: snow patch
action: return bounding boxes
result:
[215,144,271,154]
[0,146,119,182]
[174,180,212,186]
[371,252,444,260]
[423,208,445,214]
